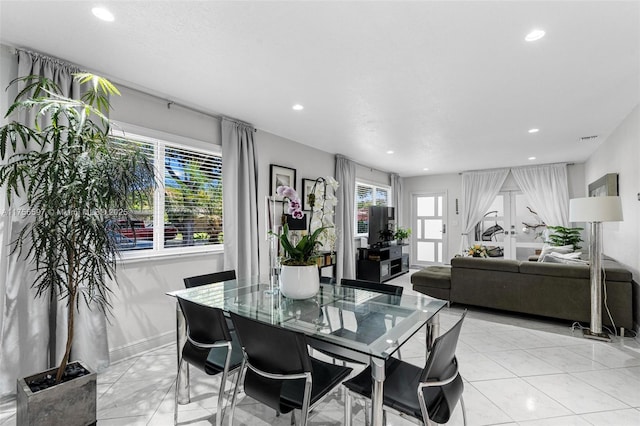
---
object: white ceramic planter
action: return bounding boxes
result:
[279,265,320,299]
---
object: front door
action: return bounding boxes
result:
[411,193,447,266]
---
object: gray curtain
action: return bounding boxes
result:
[511,163,570,227]
[391,173,403,227]
[0,50,109,396]
[221,118,260,279]
[335,155,356,281]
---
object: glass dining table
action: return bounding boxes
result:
[167,277,447,426]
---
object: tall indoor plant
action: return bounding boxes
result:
[0,74,155,422]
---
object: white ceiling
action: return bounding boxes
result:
[1,1,638,177]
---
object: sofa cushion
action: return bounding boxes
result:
[519,261,589,279]
[411,266,452,289]
[450,256,520,273]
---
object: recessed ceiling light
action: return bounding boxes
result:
[525,29,545,42]
[528,156,537,160]
[386,150,394,154]
[423,168,429,171]
[92,7,114,22]
[528,128,539,133]
[292,104,304,111]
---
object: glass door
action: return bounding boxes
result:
[474,192,546,260]
[411,193,447,266]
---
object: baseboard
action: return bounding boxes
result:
[109,331,174,363]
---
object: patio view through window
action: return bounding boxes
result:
[111,133,223,254]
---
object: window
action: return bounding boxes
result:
[355,181,390,236]
[111,126,223,256]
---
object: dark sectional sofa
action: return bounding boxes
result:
[411,256,634,330]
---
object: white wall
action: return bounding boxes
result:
[254,130,336,277]
[584,105,639,329]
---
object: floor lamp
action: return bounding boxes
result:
[569,196,623,342]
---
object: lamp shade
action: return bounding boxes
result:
[569,196,623,222]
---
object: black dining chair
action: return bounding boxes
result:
[228,312,353,426]
[175,296,243,426]
[340,278,404,297]
[313,278,404,364]
[183,270,237,288]
[184,270,237,331]
[343,310,468,426]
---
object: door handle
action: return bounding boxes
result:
[442,224,446,234]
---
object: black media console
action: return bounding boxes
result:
[356,244,409,283]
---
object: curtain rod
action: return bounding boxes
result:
[459,162,575,175]
[7,44,255,131]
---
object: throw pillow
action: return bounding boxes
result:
[542,251,589,265]
[537,244,574,262]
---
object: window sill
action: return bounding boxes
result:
[117,245,224,265]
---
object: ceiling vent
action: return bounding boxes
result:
[579,135,599,142]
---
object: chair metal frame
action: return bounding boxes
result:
[344,312,468,426]
[229,355,315,426]
[174,297,241,426]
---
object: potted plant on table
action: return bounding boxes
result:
[394,227,412,244]
[272,185,329,299]
[0,74,155,425]
[547,225,583,250]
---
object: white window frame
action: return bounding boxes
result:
[110,121,224,261]
[354,180,392,237]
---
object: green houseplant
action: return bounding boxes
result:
[0,74,155,422]
[546,225,584,250]
[394,226,411,243]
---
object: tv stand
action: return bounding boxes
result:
[356,244,409,283]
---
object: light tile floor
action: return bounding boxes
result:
[1,271,639,425]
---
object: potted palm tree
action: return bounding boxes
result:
[0,74,155,425]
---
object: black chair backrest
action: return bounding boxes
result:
[229,312,312,375]
[184,270,237,288]
[420,310,466,383]
[177,296,232,344]
[340,278,403,297]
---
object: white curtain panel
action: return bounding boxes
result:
[221,118,260,279]
[391,173,403,227]
[335,155,356,282]
[460,168,510,253]
[0,50,109,396]
[511,163,570,227]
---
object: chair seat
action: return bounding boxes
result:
[243,354,352,414]
[280,357,352,411]
[343,358,464,423]
[182,330,244,375]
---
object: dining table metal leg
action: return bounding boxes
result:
[176,302,190,404]
[370,357,385,426]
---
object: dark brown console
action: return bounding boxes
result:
[356,244,409,283]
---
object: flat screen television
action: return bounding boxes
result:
[368,206,395,248]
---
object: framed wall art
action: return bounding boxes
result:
[588,173,618,197]
[270,164,296,197]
